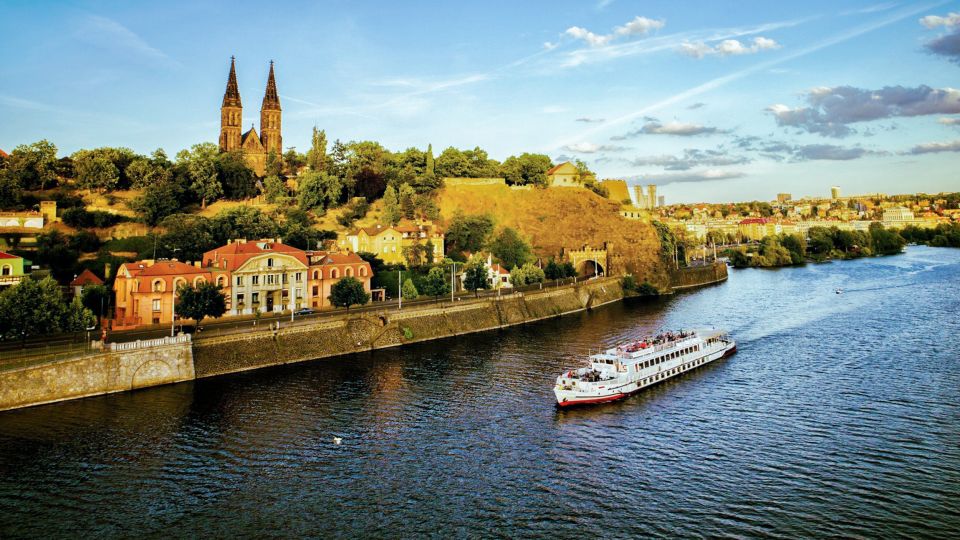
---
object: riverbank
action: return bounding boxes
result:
[191,278,623,377]
[0,263,730,411]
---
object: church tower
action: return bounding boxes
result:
[260,61,282,156]
[219,56,243,152]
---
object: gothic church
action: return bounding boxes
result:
[219,57,282,176]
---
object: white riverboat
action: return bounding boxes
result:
[554,329,736,407]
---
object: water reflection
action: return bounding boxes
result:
[1,247,959,538]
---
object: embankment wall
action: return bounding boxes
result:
[193,279,623,378]
[0,339,194,412]
[670,262,728,290]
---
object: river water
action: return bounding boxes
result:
[1,246,958,538]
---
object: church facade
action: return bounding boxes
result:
[219,57,282,176]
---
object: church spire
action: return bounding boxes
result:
[262,60,280,110]
[222,56,242,108]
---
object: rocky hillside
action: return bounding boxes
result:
[436,184,669,286]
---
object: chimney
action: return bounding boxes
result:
[103,262,112,280]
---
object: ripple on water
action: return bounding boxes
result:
[1,247,960,537]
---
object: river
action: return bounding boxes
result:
[1,246,958,538]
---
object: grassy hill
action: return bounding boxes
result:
[436,184,669,286]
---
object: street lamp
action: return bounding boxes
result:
[169,247,180,337]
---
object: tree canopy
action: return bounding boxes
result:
[176,282,227,325]
[488,227,532,270]
[0,277,95,341]
[329,276,370,309]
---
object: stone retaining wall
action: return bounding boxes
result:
[0,340,194,412]
[193,279,623,378]
[670,262,728,290]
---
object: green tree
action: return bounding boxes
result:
[462,256,491,297]
[869,222,906,255]
[209,206,279,245]
[499,153,552,186]
[63,296,97,332]
[544,259,562,280]
[265,150,283,178]
[8,140,58,190]
[401,278,419,300]
[422,266,450,301]
[306,127,328,172]
[345,141,391,200]
[0,277,93,341]
[297,170,342,212]
[561,262,576,278]
[176,282,227,326]
[127,156,170,189]
[382,185,402,225]
[399,182,416,219]
[489,227,532,270]
[217,150,257,199]
[283,148,306,176]
[74,155,120,192]
[131,180,182,226]
[263,175,288,203]
[81,284,110,318]
[445,212,494,259]
[0,169,22,208]
[329,276,370,310]
[177,143,222,208]
[34,230,80,282]
[159,214,216,262]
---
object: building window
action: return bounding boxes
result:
[217,276,226,287]
[252,292,259,303]
[237,293,244,305]
[282,274,288,285]
[267,258,274,267]
[252,275,259,285]
[295,272,302,282]
[295,288,302,298]
[267,274,275,285]
[345,267,353,277]
[236,276,244,286]
[1,265,10,276]
[331,269,339,279]
[152,279,163,292]
[312,270,319,280]
[312,285,318,295]
[359,267,367,277]
[152,299,161,312]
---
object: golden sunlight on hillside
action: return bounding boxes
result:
[437,184,667,284]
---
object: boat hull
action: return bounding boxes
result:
[555,340,736,408]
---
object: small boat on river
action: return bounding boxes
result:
[554,329,736,407]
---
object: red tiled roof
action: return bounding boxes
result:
[546,162,573,175]
[739,218,772,225]
[0,149,8,158]
[0,251,18,260]
[69,269,103,286]
[203,240,308,271]
[315,252,366,265]
[138,260,206,277]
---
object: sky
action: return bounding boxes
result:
[1,0,959,203]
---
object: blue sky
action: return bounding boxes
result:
[1,0,959,203]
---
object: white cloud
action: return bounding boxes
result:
[541,105,568,114]
[563,142,628,153]
[564,15,665,48]
[906,139,960,154]
[920,12,960,28]
[679,36,780,58]
[565,26,613,47]
[940,117,960,125]
[548,2,936,152]
[614,16,666,37]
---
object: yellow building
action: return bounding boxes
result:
[546,162,583,188]
[346,222,445,265]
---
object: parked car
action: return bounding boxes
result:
[295,308,315,316]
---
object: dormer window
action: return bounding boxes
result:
[267,258,274,267]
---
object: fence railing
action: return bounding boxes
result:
[106,334,191,351]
